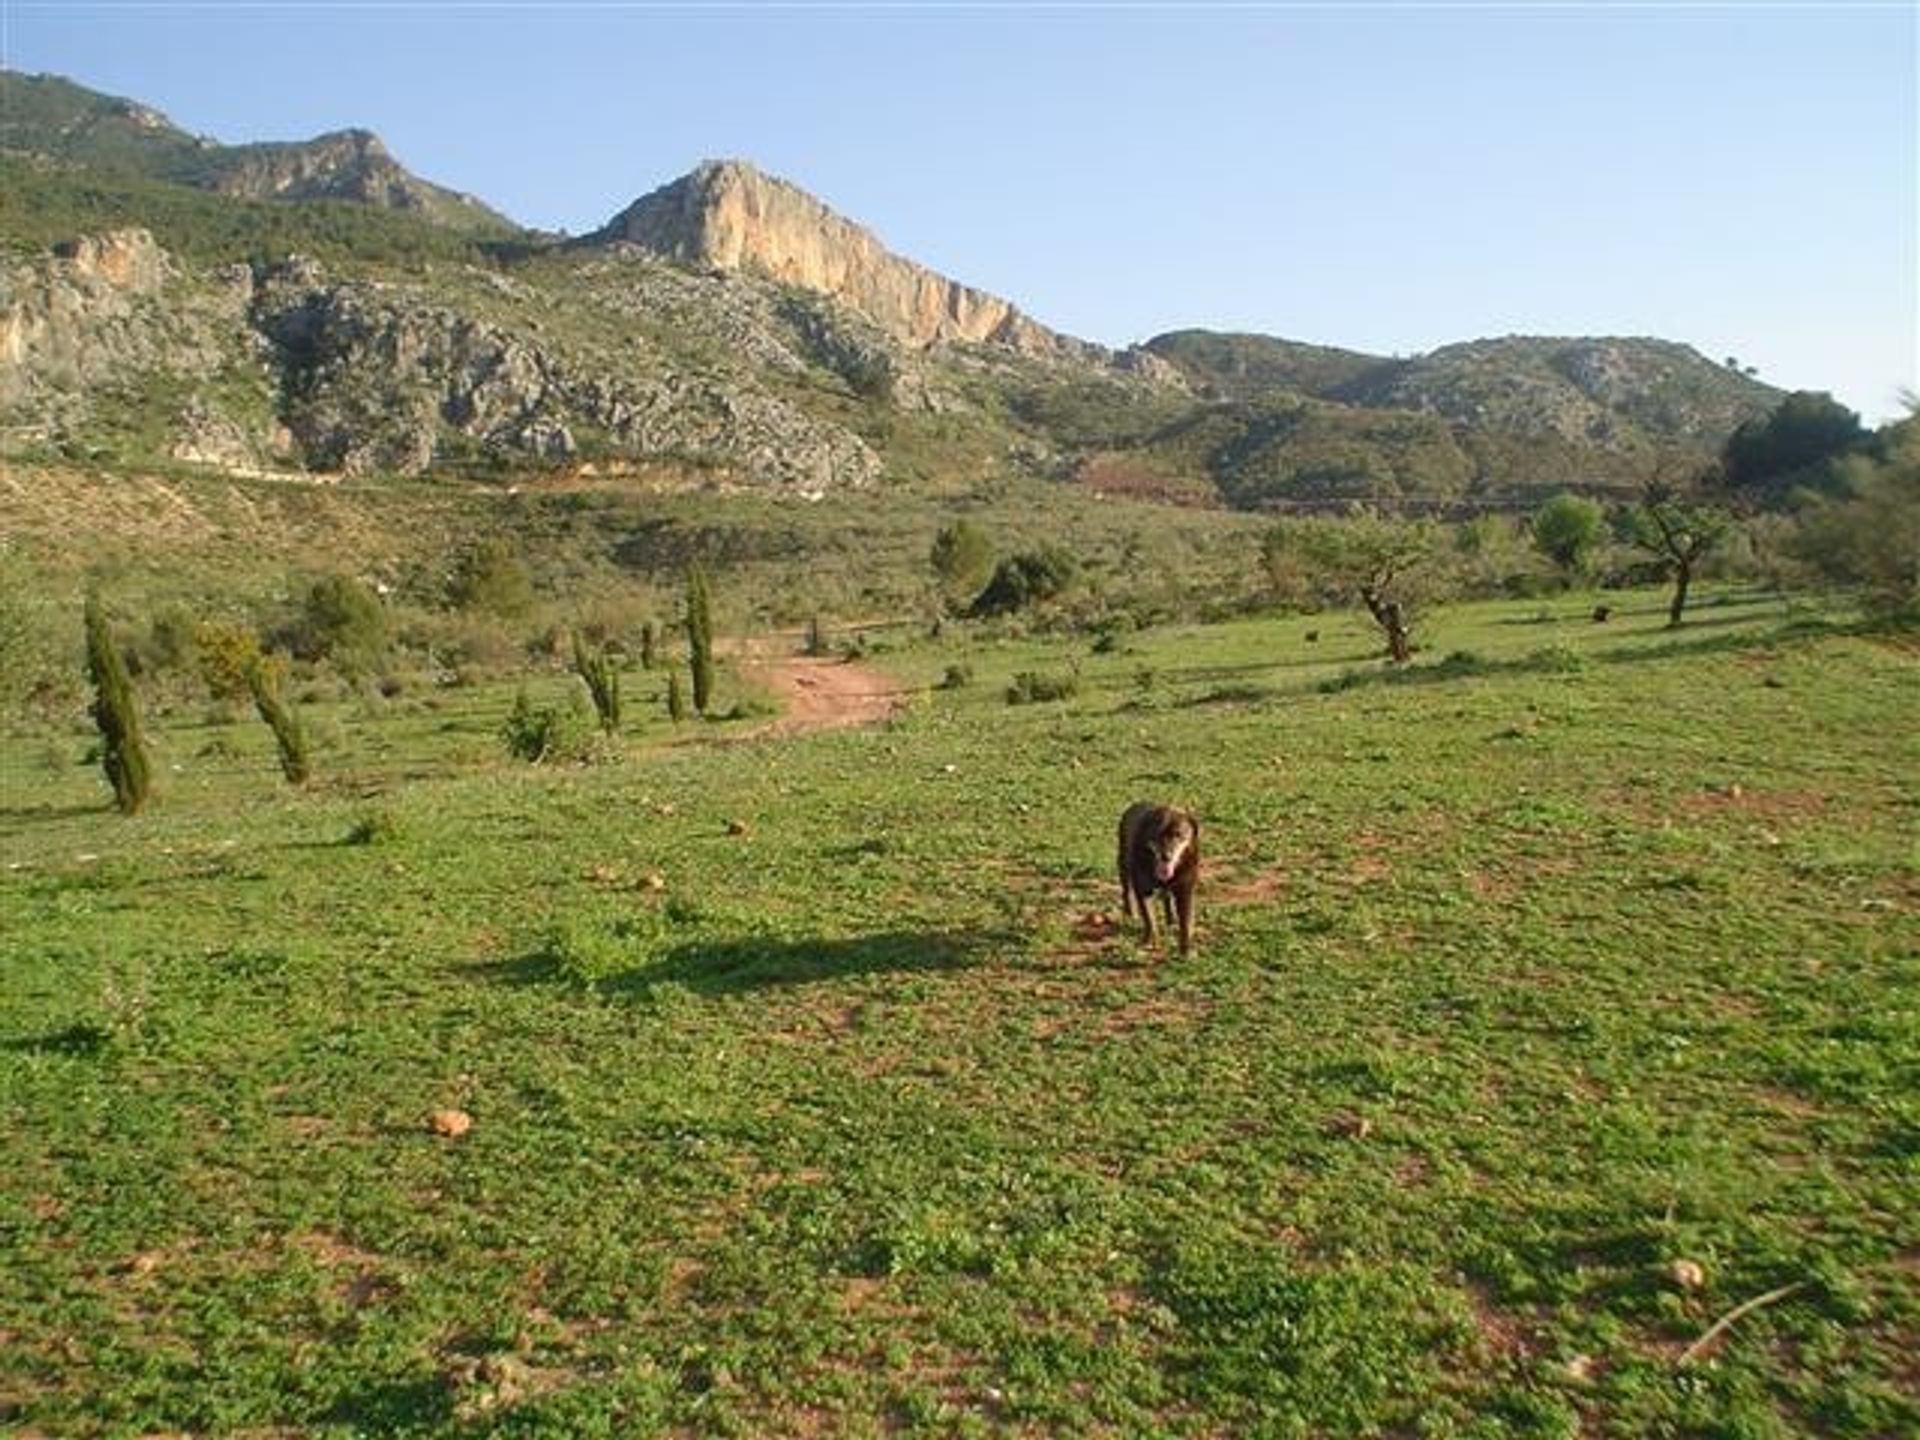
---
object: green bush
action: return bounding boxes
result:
[971,547,1078,617]
[1005,669,1079,705]
[501,685,596,763]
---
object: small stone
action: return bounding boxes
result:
[725,818,749,837]
[1670,1258,1707,1289]
[430,1109,473,1138]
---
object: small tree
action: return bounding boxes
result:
[1283,515,1441,664]
[571,630,621,735]
[1629,474,1733,628]
[245,651,312,785]
[1722,391,1870,510]
[639,620,657,671]
[448,536,535,617]
[290,573,387,675]
[1531,493,1606,580]
[666,667,688,723]
[84,594,152,814]
[969,547,1078,617]
[194,618,261,703]
[685,563,715,716]
[1790,405,1920,617]
[931,520,993,603]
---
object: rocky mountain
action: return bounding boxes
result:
[0,71,1796,508]
[593,160,1098,361]
[0,70,518,235]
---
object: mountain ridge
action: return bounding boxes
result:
[0,70,1796,506]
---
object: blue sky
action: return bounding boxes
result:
[5,2,1914,420]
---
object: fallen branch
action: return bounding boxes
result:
[1676,1281,1808,1367]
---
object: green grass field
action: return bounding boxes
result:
[3,588,1916,1437]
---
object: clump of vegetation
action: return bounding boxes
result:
[245,651,312,785]
[639,620,658,670]
[345,809,399,846]
[84,594,153,815]
[282,573,389,676]
[1005,669,1079,705]
[930,519,994,607]
[1790,404,1919,618]
[938,662,973,691]
[666,668,688,723]
[447,536,535,618]
[970,546,1078,617]
[1531,492,1606,581]
[501,685,595,763]
[571,631,621,735]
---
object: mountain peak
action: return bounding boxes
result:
[594,159,1088,357]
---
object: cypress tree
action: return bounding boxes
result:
[84,594,152,814]
[666,667,687,723]
[685,563,715,716]
[245,652,312,784]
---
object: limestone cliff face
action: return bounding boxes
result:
[598,161,1093,359]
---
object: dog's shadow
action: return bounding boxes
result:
[484,927,1010,999]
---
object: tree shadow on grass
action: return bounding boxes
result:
[319,1375,453,1433]
[1317,617,1837,697]
[482,927,1011,999]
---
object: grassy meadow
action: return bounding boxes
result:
[3,586,1916,1437]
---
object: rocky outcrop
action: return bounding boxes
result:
[250,258,880,488]
[207,130,514,232]
[596,160,1102,361]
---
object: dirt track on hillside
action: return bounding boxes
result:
[728,633,910,736]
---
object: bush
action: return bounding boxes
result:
[501,684,597,763]
[571,631,621,734]
[1005,670,1079,705]
[970,547,1078,617]
[447,536,535,617]
[938,662,973,690]
[346,809,399,846]
[286,573,388,674]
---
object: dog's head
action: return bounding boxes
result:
[1149,810,1197,883]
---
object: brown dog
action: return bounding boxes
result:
[1118,801,1200,955]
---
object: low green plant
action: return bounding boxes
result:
[1005,669,1079,705]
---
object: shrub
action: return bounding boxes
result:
[447,536,534,617]
[938,662,973,691]
[571,631,621,735]
[1005,669,1079,705]
[346,809,399,846]
[501,685,595,763]
[970,547,1078,617]
[194,618,261,703]
[666,668,687,723]
[287,573,388,674]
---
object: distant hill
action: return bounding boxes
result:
[0,70,521,236]
[0,70,1795,508]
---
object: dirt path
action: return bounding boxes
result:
[728,632,911,736]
